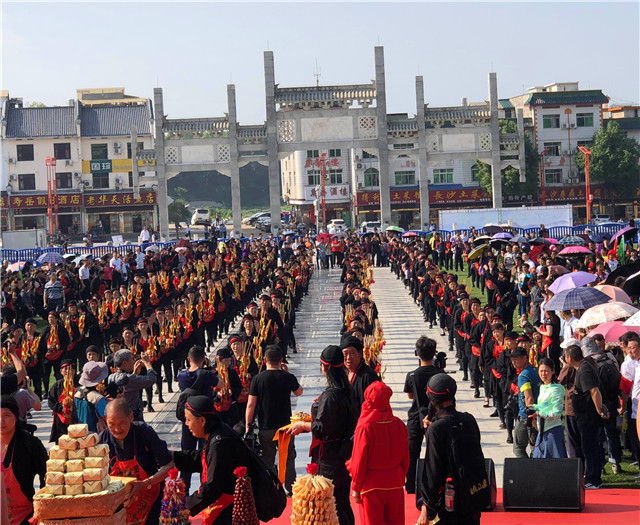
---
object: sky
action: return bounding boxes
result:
[2,1,639,125]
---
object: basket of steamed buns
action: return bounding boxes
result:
[33,424,134,522]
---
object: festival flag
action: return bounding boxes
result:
[617,238,625,264]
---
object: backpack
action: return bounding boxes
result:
[446,412,491,515]
[175,370,208,423]
[75,387,107,433]
[595,354,621,405]
[217,429,286,521]
[245,439,287,521]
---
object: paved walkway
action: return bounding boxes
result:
[28,263,511,489]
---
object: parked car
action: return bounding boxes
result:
[243,212,264,225]
[327,219,346,230]
[257,216,272,231]
[592,214,612,225]
[360,221,381,233]
[248,212,271,226]
[191,208,211,225]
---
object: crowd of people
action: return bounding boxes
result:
[0,233,314,524]
[0,222,639,525]
[390,225,640,492]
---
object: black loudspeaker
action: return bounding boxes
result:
[485,458,497,511]
[415,457,497,511]
[503,458,585,512]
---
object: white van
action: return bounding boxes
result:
[191,208,211,225]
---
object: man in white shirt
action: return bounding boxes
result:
[560,310,578,342]
[110,251,124,289]
[135,247,145,270]
[79,259,91,300]
[139,226,150,245]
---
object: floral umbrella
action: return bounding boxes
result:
[577,302,638,329]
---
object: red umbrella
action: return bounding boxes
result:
[588,321,640,343]
[559,246,593,256]
[402,232,419,238]
[317,233,332,243]
[176,239,192,248]
[528,244,548,264]
[548,265,570,277]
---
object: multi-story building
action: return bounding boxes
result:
[1,88,158,237]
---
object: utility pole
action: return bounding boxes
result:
[578,146,592,223]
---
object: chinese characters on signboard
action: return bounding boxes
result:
[356,187,492,207]
[5,192,157,209]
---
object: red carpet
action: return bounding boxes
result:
[191,488,639,524]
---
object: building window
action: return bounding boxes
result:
[329,169,343,184]
[364,168,379,187]
[394,171,415,185]
[329,149,341,158]
[56,172,72,189]
[577,140,592,149]
[504,109,513,119]
[433,168,454,184]
[543,142,561,157]
[92,173,109,189]
[17,144,34,162]
[393,143,414,150]
[542,114,560,129]
[362,150,377,159]
[306,150,319,159]
[128,172,134,187]
[307,170,321,186]
[18,173,36,191]
[576,113,594,127]
[53,143,71,160]
[471,165,480,182]
[91,143,108,160]
[545,169,563,185]
[127,142,144,159]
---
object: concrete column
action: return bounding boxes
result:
[264,51,282,235]
[227,85,242,236]
[488,73,502,209]
[416,76,429,230]
[374,46,391,228]
[517,108,526,182]
[153,88,170,241]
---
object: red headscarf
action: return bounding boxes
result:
[358,381,394,425]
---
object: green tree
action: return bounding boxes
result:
[474,127,539,197]
[28,101,46,107]
[168,186,191,225]
[574,121,640,201]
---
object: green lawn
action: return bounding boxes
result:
[602,452,640,488]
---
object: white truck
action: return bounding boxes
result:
[438,205,573,231]
[1,229,47,250]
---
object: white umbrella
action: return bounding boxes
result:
[577,302,639,329]
[145,245,160,253]
[72,254,92,265]
[623,311,640,327]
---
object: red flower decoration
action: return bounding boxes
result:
[306,463,319,475]
[234,466,248,478]
[168,468,179,480]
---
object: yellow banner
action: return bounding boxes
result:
[82,158,155,173]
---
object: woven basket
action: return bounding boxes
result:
[38,506,127,525]
[33,477,135,521]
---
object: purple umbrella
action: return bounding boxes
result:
[492,232,513,240]
[548,271,598,293]
[611,226,638,242]
[559,246,593,256]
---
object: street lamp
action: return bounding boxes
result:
[578,146,592,223]
[539,148,549,206]
[5,183,13,195]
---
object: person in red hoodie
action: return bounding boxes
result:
[347,381,409,525]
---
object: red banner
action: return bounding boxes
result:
[356,187,491,207]
[83,191,156,207]
[7,193,82,209]
[540,186,603,202]
[3,191,157,209]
